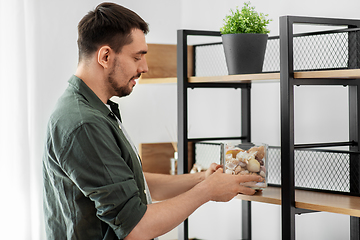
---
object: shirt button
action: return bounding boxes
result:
[144,190,147,194]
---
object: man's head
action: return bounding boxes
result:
[76,3,149,100]
[77,2,149,62]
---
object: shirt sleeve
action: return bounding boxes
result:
[56,122,147,239]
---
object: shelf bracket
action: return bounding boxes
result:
[295,208,319,215]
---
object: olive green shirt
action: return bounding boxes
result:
[43,75,147,240]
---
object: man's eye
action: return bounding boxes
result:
[135,57,141,61]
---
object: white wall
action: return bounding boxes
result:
[33,0,360,239]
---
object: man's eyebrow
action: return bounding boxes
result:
[136,50,147,54]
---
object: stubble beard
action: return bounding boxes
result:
[108,75,132,98]
[107,59,133,98]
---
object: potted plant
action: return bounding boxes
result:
[220,2,271,74]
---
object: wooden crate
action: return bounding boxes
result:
[140,44,194,79]
[139,142,194,174]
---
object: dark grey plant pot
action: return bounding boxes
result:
[222,33,268,75]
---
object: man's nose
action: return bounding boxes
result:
[139,56,148,73]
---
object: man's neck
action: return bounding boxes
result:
[75,63,110,104]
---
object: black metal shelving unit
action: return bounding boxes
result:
[177,16,360,240]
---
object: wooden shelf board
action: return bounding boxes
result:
[294,69,360,79]
[138,73,279,84]
[295,189,360,217]
[138,69,360,84]
[138,77,177,84]
[236,186,281,205]
[236,186,360,217]
[188,72,280,83]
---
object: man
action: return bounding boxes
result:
[43,2,262,240]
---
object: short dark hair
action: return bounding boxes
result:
[77,2,149,61]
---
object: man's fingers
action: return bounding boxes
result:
[238,185,257,195]
[236,174,264,183]
[214,164,223,170]
[235,175,264,195]
[209,163,222,171]
[215,168,223,173]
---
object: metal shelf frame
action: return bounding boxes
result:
[177,16,360,240]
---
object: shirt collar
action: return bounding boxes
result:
[106,99,122,122]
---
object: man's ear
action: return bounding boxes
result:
[97,46,112,69]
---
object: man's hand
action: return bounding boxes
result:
[204,163,223,179]
[201,168,263,202]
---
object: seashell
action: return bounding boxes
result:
[247,158,260,172]
[225,169,233,175]
[229,158,240,165]
[234,165,242,175]
[260,170,266,178]
[257,159,264,166]
[225,153,233,161]
[236,151,250,163]
[256,146,265,160]
[226,148,244,158]
[248,146,258,155]
[225,161,237,170]
[239,162,247,168]
[240,170,250,175]
[249,145,265,160]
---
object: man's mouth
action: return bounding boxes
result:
[131,73,142,81]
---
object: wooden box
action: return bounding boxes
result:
[141,44,194,79]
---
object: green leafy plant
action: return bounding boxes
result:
[220,2,271,35]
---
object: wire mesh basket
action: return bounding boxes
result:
[194,28,360,77]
